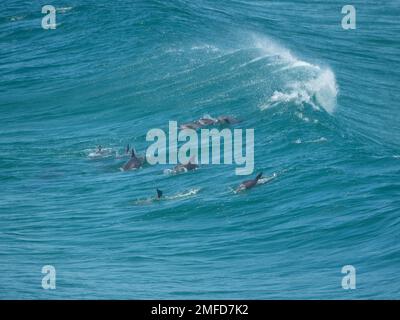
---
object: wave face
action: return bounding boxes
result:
[1,0,399,299]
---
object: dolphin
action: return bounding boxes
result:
[236,172,263,192]
[180,115,238,130]
[122,149,143,171]
[180,116,216,130]
[216,116,240,125]
[180,121,202,130]
[198,117,217,126]
[173,156,198,173]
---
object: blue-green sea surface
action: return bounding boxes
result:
[0,0,399,299]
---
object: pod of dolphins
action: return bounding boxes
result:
[94,115,267,200]
[179,115,240,130]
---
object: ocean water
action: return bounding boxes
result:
[1,0,399,299]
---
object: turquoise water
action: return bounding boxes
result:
[1,0,399,299]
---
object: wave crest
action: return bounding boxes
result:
[252,36,338,114]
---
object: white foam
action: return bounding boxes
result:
[191,44,220,53]
[239,54,274,68]
[57,7,73,13]
[165,188,200,200]
[10,16,24,22]
[133,188,200,205]
[260,69,338,114]
[295,112,310,122]
[250,35,338,114]
[293,137,327,144]
[164,167,188,175]
[309,137,328,143]
[257,172,277,185]
[87,147,113,159]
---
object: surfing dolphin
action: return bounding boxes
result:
[236,172,263,192]
[180,117,214,130]
[173,156,198,173]
[156,189,163,199]
[122,149,143,171]
[216,116,240,125]
[180,115,239,130]
[180,121,203,130]
[198,117,217,126]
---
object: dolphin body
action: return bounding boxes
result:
[198,117,216,126]
[180,117,216,130]
[236,172,263,193]
[122,149,143,171]
[216,116,240,125]
[180,121,203,130]
[179,115,239,130]
[173,157,198,173]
